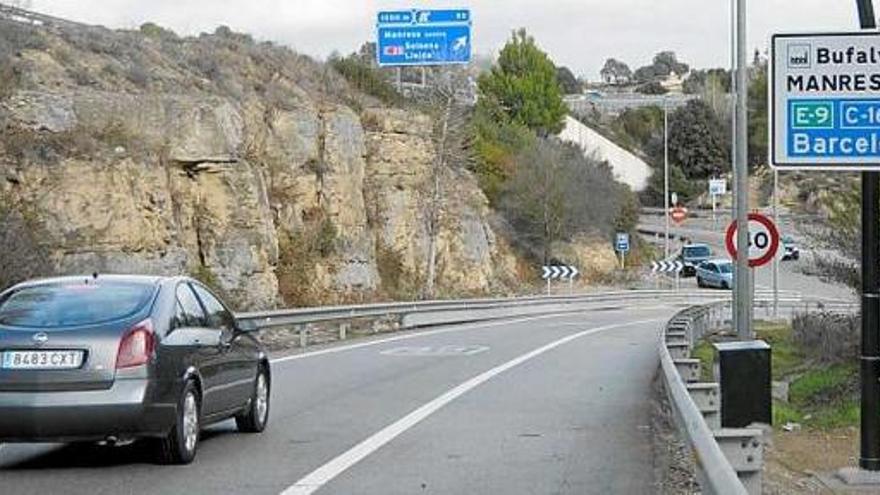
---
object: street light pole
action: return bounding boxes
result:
[664,97,670,259]
[734,0,752,340]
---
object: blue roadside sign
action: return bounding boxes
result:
[616,233,630,253]
[377,8,471,67]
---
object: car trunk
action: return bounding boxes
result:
[0,322,130,392]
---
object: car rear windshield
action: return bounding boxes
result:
[0,281,155,328]
[684,246,710,258]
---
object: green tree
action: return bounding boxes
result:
[668,99,729,179]
[600,58,632,85]
[642,162,702,207]
[748,66,768,169]
[476,29,567,136]
[609,105,663,151]
[556,66,581,94]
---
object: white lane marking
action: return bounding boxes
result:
[270,304,678,365]
[379,345,490,356]
[270,312,591,364]
[279,317,664,495]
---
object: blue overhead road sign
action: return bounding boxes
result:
[377,8,471,67]
[771,32,880,169]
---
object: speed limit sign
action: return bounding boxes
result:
[725,213,780,268]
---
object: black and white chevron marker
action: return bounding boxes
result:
[651,260,684,273]
[542,265,580,280]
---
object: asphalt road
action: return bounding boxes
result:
[639,212,854,301]
[0,302,680,495]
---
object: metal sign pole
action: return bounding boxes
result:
[772,169,779,319]
[664,98,670,259]
[857,0,880,473]
[712,192,718,232]
[734,0,752,340]
[729,0,738,336]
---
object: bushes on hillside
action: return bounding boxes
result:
[329,54,400,106]
[792,312,859,364]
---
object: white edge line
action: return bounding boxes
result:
[278,317,664,495]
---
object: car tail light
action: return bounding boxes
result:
[116,319,156,369]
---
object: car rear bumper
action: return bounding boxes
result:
[0,378,176,442]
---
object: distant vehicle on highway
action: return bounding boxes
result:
[781,235,800,261]
[696,259,734,289]
[0,275,271,465]
[678,243,712,277]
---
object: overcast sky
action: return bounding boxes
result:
[30,1,859,79]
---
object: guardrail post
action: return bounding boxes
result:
[687,383,721,431]
[673,359,701,382]
[339,323,349,341]
[714,428,764,495]
[297,325,307,348]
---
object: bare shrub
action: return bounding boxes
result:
[792,311,860,364]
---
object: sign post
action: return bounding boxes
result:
[771,4,880,470]
[615,232,630,269]
[709,178,727,232]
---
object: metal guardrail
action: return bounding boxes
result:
[659,301,754,494]
[236,289,855,347]
[657,298,858,494]
[237,290,725,331]
[0,2,94,30]
[659,299,859,495]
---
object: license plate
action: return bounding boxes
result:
[1,350,84,370]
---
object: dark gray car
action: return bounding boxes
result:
[0,274,271,464]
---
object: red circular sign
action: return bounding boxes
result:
[725,213,780,268]
[670,206,688,224]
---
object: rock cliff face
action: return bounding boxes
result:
[0,22,517,308]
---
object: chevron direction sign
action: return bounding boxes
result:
[651,260,684,273]
[541,265,580,280]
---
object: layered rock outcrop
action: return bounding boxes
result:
[0,22,517,308]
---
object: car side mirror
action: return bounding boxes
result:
[234,318,258,334]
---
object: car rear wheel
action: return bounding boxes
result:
[156,380,200,465]
[697,277,705,288]
[236,367,270,433]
